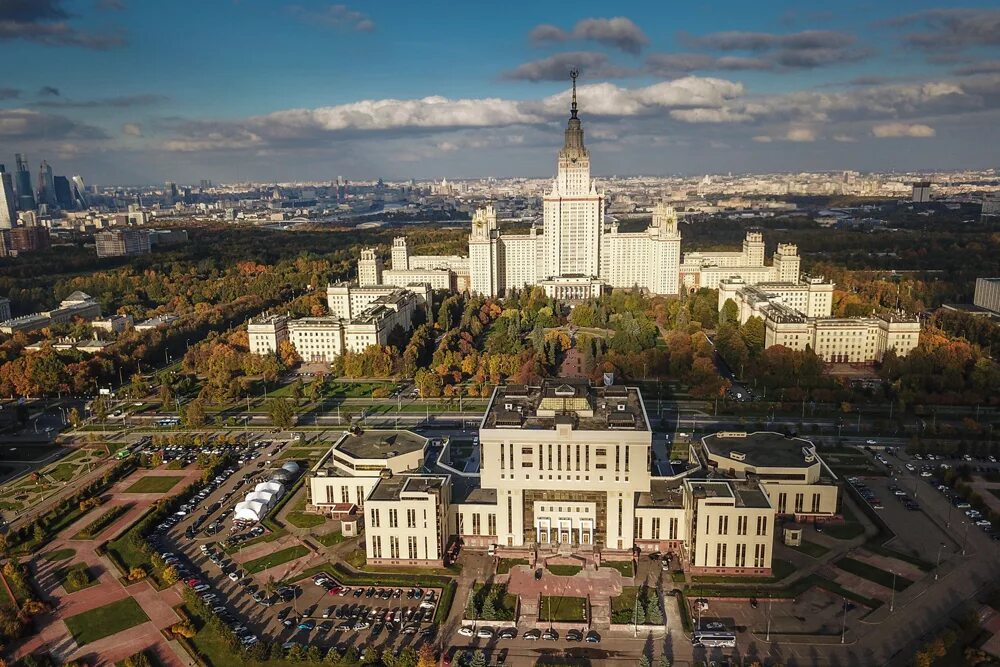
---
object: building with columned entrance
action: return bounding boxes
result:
[305,378,842,576]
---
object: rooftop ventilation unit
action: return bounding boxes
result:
[802,446,815,463]
[729,451,746,461]
[616,403,626,412]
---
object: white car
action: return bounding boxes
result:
[477,627,494,638]
[457,626,475,637]
[228,572,241,582]
[920,471,933,477]
[905,463,916,471]
[865,439,877,445]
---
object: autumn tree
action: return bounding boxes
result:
[185,399,206,428]
[267,398,295,428]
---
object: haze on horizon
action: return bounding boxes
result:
[1,0,999,184]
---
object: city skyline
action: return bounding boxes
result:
[1,1,1000,182]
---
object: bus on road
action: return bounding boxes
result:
[692,631,736,648]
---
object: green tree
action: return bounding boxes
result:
[158,383,174,410]
[267,398,295,428]
[185,400,206,428]
[720,298,739,327]
[739,316,766,357]
[67,407,81,427]
[289,378,304,404]
[469,650,487,667]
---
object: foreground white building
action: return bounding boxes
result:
[306,379,841,576]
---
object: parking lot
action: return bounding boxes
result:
[145,436,449,653]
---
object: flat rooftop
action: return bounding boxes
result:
[702,431,817,470]
[369,474,447,502]
[483,378,648,432]
[335,429,426,460]
[685,478,771,509]
[638,479,684,509]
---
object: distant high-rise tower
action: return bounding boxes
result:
[0,165,16,228]
[71,175,89,209]
[13,154,35,211]
[165,181,178,204]
[543,69,603,279]
[37,160,57,208]
[53,175,74,209]
[912,181,931,203]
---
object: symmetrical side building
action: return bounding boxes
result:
[248,282,430,363]
[719,276,920,362]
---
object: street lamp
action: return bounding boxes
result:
[934,542,945,580]
[841,597,848,644]
[765,593,772,641]
[889,571,895,612]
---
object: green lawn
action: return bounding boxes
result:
[73,503,132,540]
[539,595,587,623]
[44,548,77,562]
[285,495,327,529]
[835,557,913,591]
[823,522,866,540]
[600,560,634,577]
[123,475,184,493]
[611,587,640,624]
[496,558,528,575]
[467,583,517,621]
[48,462,80,483]
[64,597,150,646]
[241,545,309,574]
[547,564,582,576]
[691,558,795,584]
[60,563,97,593]
[315,530,347,547]
[287,510,326,528]
[794,540,831,558]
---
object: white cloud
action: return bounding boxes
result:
[833,134,857,142]
[871,122,935,137]
[122,122,142,137]
[752,126,817,142]
[670,107,751,123]
[786,127,817,142]
[538,78,745,117]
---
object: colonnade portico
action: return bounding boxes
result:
[534,517,595,546]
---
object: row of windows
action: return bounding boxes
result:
[501,443,630,473]
[777,492,823,514]
[634,516,679,540]
[455,513,497,536]
[706,542,766,568]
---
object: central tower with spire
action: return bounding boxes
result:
[544,70,603,279]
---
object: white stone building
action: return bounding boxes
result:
[249,285,425,363]
[305,379,842,576]
[719,274,920,363]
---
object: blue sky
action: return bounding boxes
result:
[2,0,999,183]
